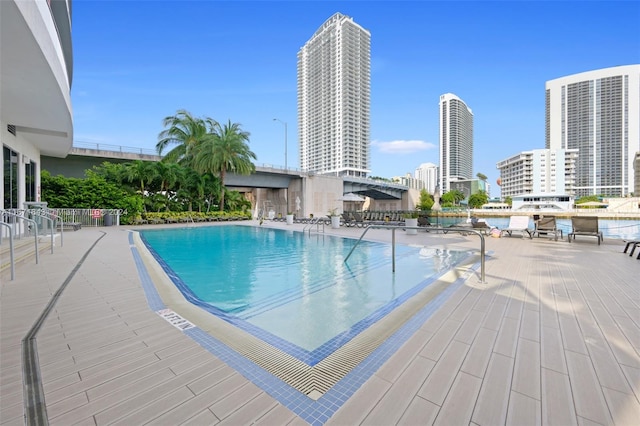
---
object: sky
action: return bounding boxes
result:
[70,0,640,196]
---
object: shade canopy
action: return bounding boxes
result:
[337,192,365,202]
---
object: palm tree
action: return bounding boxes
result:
[179,169,221,212]
[154,161,183,211]
[224,190,250,211]
[192,120,256,211]
[122,160,159,211]
[156,109,217,166]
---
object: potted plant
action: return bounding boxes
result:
[403,211,419,235]
[286,211,294,225]
[328,207,341,229]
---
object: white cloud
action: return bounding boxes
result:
[372,139,436,154]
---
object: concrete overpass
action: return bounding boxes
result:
[342,176,406,200]
[42,143,413,216]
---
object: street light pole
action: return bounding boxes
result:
[273,118,287,171]
[273,118,288,216]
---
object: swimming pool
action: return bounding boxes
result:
[140,225,472,362]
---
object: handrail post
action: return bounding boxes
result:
[0,222,15,280]
[1,210,39,264]
[391,228,396,272]
[27,211,54,254]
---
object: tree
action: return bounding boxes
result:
[154,161,183,211]
[417,189,434,211]
[41,170,143,224]
[156,109,216,165]
[91,161,127,185]
[224,189,251,211]
[468,191,489,208]
[122,160,159,211]
[192,120,256,211]
[504,196,512,206]
[575,195,601,204]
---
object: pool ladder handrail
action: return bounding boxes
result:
[303,216,325,235]
[344,224,486,283]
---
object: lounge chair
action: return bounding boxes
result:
[568,216,603,245]
[471,220,491,235]
[623,240,640,258]
[531,216,563,241]
[500,216,532,238]
[341,212,355,227]
[351,212,369,227]
[417,216,432,227]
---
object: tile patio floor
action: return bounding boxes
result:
[1,221,639,425]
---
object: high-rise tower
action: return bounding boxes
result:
[546,65,640,197]
[439,93,474,194]
[297,13,371,177]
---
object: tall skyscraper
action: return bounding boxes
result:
[297,13,371,177]
[439,93,474,193]
[546,65,640,197]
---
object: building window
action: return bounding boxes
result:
[25,160,36,202]
[3,146,18,208]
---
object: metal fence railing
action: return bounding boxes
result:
[73,140,158,156]
[49,208,126,227]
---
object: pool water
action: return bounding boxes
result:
[140,225,471,353]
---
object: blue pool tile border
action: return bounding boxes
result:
[129,233,165,311]
[129,230,483,425]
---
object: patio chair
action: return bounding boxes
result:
[531,216,563,241]
[341,212,355,227]
[500,216,532,238]
[471,220,491,235]
[351,212,369,228]
[568,216,603,245]
[417,216,432,227]
[623,240,640,258]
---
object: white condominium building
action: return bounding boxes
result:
[439,93,473,194]
[1,0,74,210]
[393,173,425,191]
[496,149,579,199]
[297,13,371,177]
[414,162,438,194]
[546,65,640,197]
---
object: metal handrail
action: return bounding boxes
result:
[303,216,325,235]
[43,209,64,247]
[0,210,39,264]
[0,222,15,280]
[345,225,486,283]
[25,211,55,254]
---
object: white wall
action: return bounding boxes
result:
[1,121,43,209]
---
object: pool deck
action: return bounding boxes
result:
[1,220,639,425]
